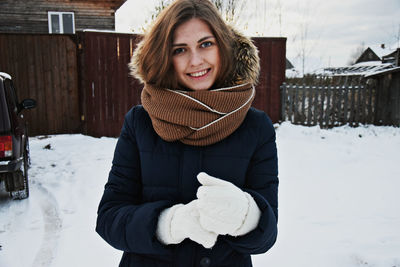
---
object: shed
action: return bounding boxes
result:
[365,67,400,126]
[0,0,126,34]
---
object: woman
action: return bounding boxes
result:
[96,0,278,266]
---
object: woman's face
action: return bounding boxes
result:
[172,18,221,91]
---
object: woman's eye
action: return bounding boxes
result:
[173,47,185,55]
[200,41,213,48]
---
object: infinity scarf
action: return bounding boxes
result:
[141,83,255,146]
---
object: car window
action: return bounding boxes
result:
[4,79,19,114]
[0,79,12,133]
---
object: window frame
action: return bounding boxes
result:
[48,11,75,34]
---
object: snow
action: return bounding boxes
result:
[1,122,400,267]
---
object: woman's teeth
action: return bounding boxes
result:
[189,69,208,77]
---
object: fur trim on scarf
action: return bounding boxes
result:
[228,29,260,86]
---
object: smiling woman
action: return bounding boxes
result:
[96,1,279,266]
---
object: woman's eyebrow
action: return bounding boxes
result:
[172,36,215,47]
[197,36,215,43]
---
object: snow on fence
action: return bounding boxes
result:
[280,83,377,128]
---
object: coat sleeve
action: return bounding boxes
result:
[96,107,175,256]
[222,112,278,254]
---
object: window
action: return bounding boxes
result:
[48,12,75,34]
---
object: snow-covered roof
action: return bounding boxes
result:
[369,44,397,59]
[313,62,395,77]
[365,66,400,78]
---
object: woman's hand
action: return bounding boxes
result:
[196,172,261,236]
[156,200,218,248]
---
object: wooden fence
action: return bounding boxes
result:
[281,82,377,128]
[79,33,286,137]
[0,32,286,137]
[0,34,81,136]
[78,31,143,137]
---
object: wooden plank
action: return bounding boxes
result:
[280,83,287,122]
[336,86,343,126]
[344,85,350,125]
[365,84,371,124]
[51,36,63,133]
[99,34,108,137]
[349,85,357,126]
[354,85,362,126]
[306,86,314,125]
[105,35,116,136]
[334,86,341,126]
[338,86,346,125]
[25,35,39,135]
[57,36,68,133]
[65,36,80,133]
[301,85,306,125]
[33,35,48,136]
[330,86,337,126]
[287,85,294,123]
[312,86,320,125]
[319,86,326,126]
[312,85,319,125]
[360,84,367,125]
[293,85,300,124]
[324,86,331,127]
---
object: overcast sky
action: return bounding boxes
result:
[115,0,400,73]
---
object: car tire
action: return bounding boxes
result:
[10,143,29,200]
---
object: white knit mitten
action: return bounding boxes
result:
[156,200,218,248]
[196,172,261,236]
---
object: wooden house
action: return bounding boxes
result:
[355,47,381,64]
[0,0,126,34]
[382,48,400,65]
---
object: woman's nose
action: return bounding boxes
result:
[189,51,203,66]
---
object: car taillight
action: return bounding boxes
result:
[0,135,12,158]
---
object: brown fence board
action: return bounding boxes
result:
[79,32,144,137]
[0,34,80,136]
[252,38,286,124]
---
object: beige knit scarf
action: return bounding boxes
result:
[141,83,255,146]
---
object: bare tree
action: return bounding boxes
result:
[292,0,321,76]
[148,0,245,24]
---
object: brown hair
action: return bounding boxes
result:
[130,0,235,89]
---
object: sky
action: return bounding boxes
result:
[115,0,400,74]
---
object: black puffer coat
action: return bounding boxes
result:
[96,105,278,267]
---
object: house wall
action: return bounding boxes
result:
[0,0,124,34]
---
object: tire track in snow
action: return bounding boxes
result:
[31,182,62,267]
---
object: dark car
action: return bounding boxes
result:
[0,72,36,199]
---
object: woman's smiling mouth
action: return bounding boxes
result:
[188,69,210,78]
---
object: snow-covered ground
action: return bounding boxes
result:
[1,122,399,267]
